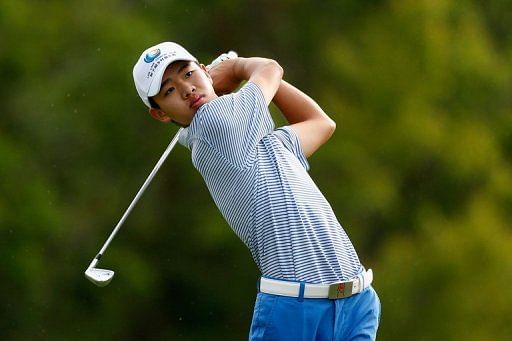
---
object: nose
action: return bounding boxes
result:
[183,86,196,99]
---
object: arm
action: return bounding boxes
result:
[208,57,283,105]
[272,80,336,158]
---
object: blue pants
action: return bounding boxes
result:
[249,286,380,340]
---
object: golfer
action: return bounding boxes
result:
[133,42,380,340]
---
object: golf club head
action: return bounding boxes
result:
[85,267,115,287]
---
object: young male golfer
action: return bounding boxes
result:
[133,42,380,340]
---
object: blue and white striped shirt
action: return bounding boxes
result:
[179,82,362,283]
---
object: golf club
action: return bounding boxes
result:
[85,128,183,286]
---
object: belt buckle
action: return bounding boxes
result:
[328,281,353,299]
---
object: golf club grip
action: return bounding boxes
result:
[94,128,183,259]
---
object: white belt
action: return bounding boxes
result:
[259,269,373,300]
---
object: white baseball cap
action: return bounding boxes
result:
[133,42,198,107]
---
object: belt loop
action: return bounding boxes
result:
[257,277,261,293]
[297,282,305,302]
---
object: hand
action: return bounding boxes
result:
[206,51,238,71]
[207,51,241,95]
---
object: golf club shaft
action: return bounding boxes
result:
[88,128,183,269]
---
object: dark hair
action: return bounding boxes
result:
[148,97,160,109]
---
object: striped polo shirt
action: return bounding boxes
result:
[179,82,362,283]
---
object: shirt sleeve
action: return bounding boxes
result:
[192,82,274,169]
[272,126,310,171]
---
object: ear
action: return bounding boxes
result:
[149,108,172,123]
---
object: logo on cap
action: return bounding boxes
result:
[144,49,161,63]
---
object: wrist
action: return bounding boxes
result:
[232,57,246,81]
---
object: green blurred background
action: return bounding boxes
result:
[1,0,511,339]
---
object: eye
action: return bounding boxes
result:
[165,87,175,95]
[185,71,193,78]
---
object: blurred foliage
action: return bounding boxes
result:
[0,0,511,339]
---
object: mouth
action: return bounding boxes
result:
[189,95,204,110]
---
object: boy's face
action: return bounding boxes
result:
[149,61,217,126]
